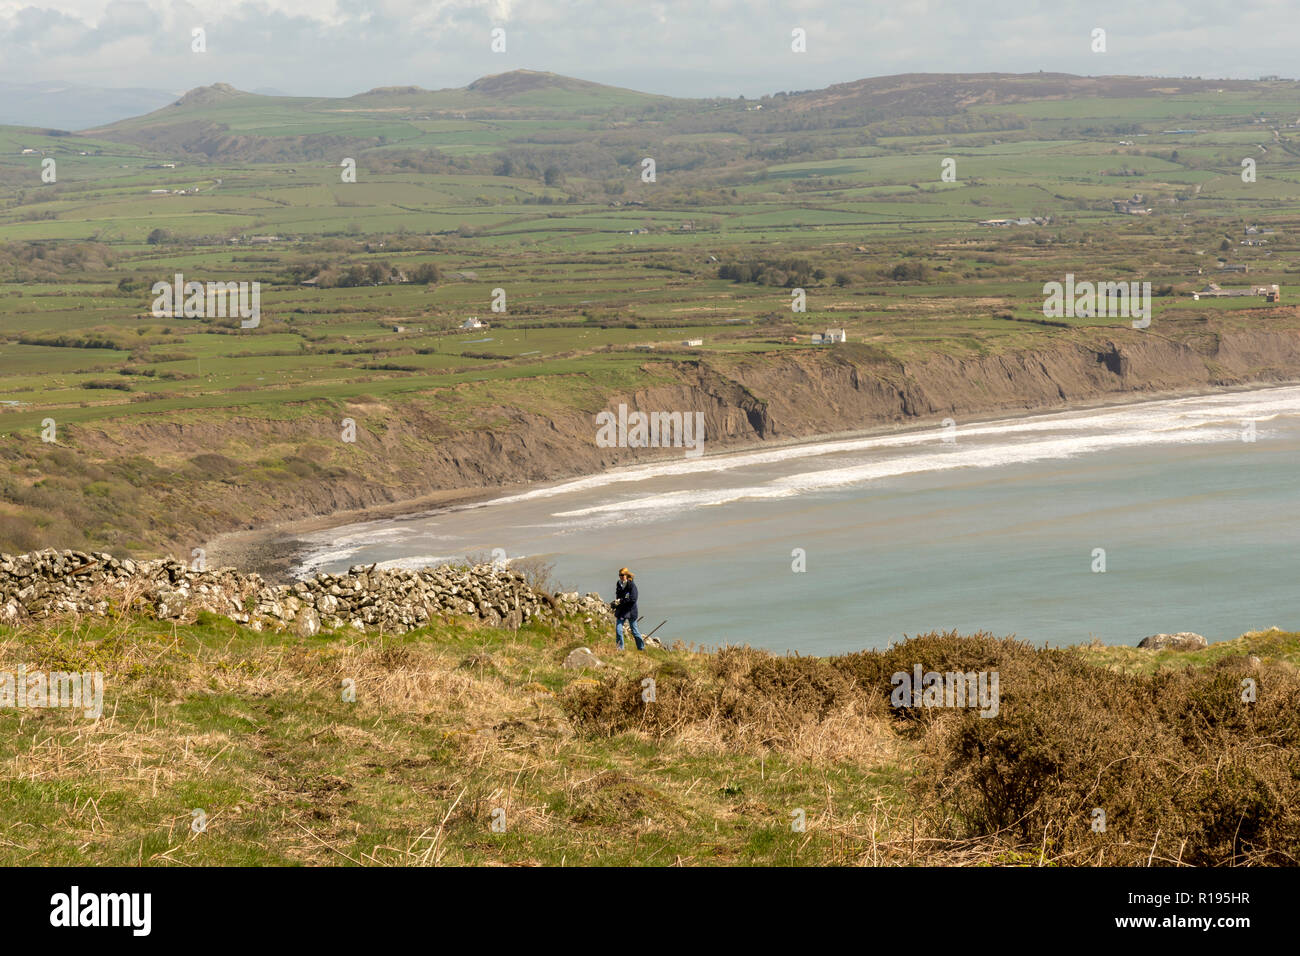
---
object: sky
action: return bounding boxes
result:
[0,0,1296,99]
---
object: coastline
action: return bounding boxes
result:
[204,377,1300,581]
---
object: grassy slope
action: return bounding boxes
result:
[0,612,904,866]
[2,608,1295,866]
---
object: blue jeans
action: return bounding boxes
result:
[616,618,644,650]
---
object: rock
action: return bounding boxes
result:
[294,608,321,638]
[0,549,609,637]
[563,647,604,670]
[155,588,189,620]
[1138,632,1208,651]
[645,635,665,649]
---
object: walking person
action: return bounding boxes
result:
[612,567,645,651]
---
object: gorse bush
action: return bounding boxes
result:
[564,630,1300,865]
[879,635,1300,865]
[563,645,884,749]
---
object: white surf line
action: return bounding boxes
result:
[485,384,1300,508]
[552,425,1245,519]
[291,384,1300,571]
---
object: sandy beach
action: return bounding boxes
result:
[204,378,1300,581]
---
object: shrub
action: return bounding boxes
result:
[879,634,1300,865]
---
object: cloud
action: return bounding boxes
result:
[0,0,1296,97]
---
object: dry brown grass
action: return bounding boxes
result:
[7,613,1297,866]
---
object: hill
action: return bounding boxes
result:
[778,72,1265,114]
[4,71,1300,567]
[72,69,1300,162]
[78,71,681,160]
[1,565,1296,865]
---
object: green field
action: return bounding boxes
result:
[2,70,1300,556]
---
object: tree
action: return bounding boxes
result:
[543,165,564,187]
[410,262,440,284]
[146,228,171,245]
[337,265,367,287]
[890,262,928,282]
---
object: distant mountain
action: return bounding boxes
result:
[68,70,1300,163]
[778,72,1264,114]
[170,82,247,109]
[77,70,682,160]
[0,80,177,131]
[466,69,644,99]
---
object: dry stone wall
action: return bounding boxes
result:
[0,549,612,635]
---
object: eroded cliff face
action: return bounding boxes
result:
[719,327,1300,439]
[69,323,1300,557]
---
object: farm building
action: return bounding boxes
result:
[1193,283,1250,299]
[977,216,1050,227]
[812,328,847,344]
[1112,194,1151,215]
[1191,283,1279,301]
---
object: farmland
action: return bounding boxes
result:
[3,70,1300,559]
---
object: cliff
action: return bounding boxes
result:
[19,320,1300,569]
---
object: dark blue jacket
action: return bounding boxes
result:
[614,579,639,621]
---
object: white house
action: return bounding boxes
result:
[813,328,847,344]
[682,338,703,347]
[461,317,485,330]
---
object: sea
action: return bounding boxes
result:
[293,386,1300,656]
